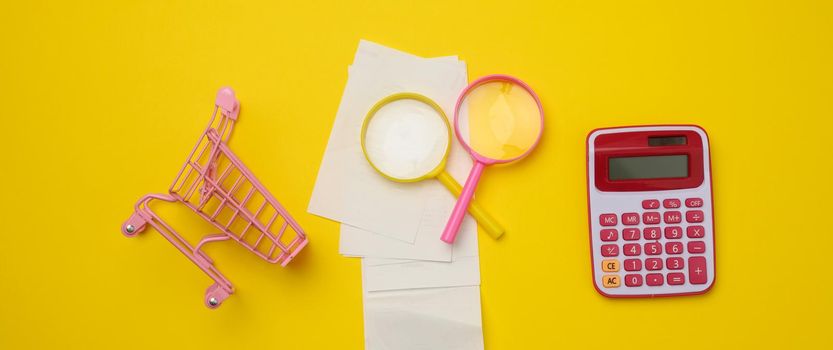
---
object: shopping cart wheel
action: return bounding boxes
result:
[122,212,148,237]
[205,283,231,309]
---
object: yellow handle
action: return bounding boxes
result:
[436,171,505,240]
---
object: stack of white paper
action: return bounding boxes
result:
[309,40,484,350]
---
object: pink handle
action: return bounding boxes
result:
[441,161,486,243]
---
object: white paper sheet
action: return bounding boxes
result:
[308,40,469,242]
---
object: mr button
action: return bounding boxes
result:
[602,274,620,288]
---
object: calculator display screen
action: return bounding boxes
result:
[608,155,688,180]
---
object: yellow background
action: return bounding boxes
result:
[1,1,831,349]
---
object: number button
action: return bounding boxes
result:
[687,225,705,238]
[600,214,617,226]
[624,259,642,271]
[642,199,660,209]
[602,274,620,288]
[645,242,662,255]
[624,243,641,256]
[621,213,640,225]
[664,211,682,224]
[643,227,661,240]
[600,229,618,241]
[602,259,619,272]
[686,210,704,223]
[665,242,683,255]
[623,228,640,241]
[685,198,703,207]
[646,273,664,286]
[663,199,681,208]
[666,257,684,270]
[642,212,661,224]
[664,226,683,239]
[667,273,685,285]
[689,257,708,284]
[601,244,619,257]
[687,241,706,254]
[645,258,663,270]
[625,274,643,287]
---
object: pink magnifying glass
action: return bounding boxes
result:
[441,75,544,244]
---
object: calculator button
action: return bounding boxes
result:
[644,242,662,255]
[667,273,685,285]
[663,199,681,208]
[602,274,621,288]
[664,226,683,239]
[643,227,661,240]
[646,273,664,286]
[666,257,684,270]
[663,211,682,224]
[687,225,706,238]
[688,241,706,254]
[689,257,708,284]
[600,214,618,226]
[645,258,663,270]
[602,259,619,272]
[600,229,618,241]
[624,259,642,271]
[601,244,619,257]
[623,243,641,256]
[625,274,643,287]
[686,210,704,223]
[665,242,684,255]
[621,213,640,225]
[685,198,703,207]
[642,212,661,224]
[642,199,660,209]
[623,228,640,241]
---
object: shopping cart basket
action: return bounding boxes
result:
[121,87,308,308]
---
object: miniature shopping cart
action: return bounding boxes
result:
[121,87,308,308]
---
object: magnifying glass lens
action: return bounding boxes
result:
[457,81,542,161]
[364,99,449,180]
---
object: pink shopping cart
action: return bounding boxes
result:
[122,87,308,308]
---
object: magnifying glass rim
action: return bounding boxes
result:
[453,74,544,165]
[360,92,452,182]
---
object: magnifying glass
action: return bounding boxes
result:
[361,92,505,240]
[440,75,544,244]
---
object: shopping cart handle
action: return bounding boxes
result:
[216,87,240,120]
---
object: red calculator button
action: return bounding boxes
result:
[644,242,662,255]
[643,227,661,240]
[664,226,683,239]
[686,210,704,223]
[687,225,706,238]
[688,241,706,254]
[624,259,642,271]
[667,273,685,285]
[601,244,619,257]
[685,198,703,207]
[663,199,681,208]
[665,242,684,255]
[625,274,643,287]
[623,243,641,256]
[666,257,684,270]
[623,228,640,241]
[600,229,618,241]
[645,258,663,270]
[621,213,640,225]
[600,214,617,226]
[664,211,682,224]
[689,257,708,284]
[646,273,664,286]
[642,199,660,209]
[642,212,661,224]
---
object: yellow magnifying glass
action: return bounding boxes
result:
[360,93,504,240]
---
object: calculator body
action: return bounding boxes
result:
[586,125,715,297]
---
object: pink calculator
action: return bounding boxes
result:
[586,125,715,297]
